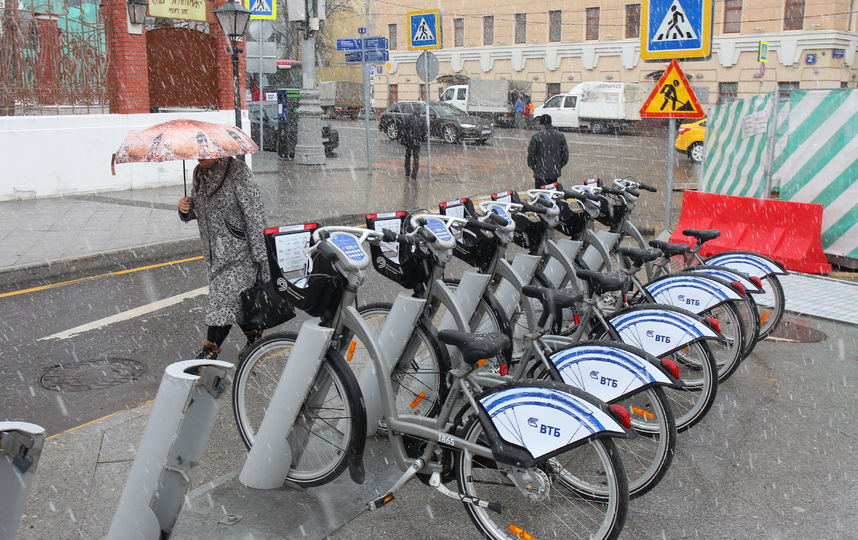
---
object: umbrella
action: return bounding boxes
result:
[111,119,259,195]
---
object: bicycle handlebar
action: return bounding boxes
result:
[466,217,500,232]
[520,201,549,215]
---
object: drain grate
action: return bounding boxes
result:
[40,358,146,392]
[765,318,827,343]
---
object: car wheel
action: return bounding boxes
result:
[689,142,704,163]
[325,147,335,157]
[590,121,605,134]
[442,125,459,144]
[477,138,489,145]
[386,123,398,140]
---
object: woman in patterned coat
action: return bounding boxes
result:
[178,156,269,359]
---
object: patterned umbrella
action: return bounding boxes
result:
[112,118,258,194]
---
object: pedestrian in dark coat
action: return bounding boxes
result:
[398,110,426,179]
[178,156,269,358]
[527,115,569,189]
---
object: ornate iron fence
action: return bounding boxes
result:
[0,4,109,115]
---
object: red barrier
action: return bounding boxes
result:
[669,191,831,274]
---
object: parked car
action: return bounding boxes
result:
[378,101,494,144]
[248,102,339,156]
[675,118,706,162]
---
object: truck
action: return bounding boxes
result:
[439,79,533,126]
[532,82,643,134]
[318,81,363,119]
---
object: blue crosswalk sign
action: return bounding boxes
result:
[641,0,712,61]
[408,9,441,50]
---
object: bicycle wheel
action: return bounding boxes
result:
[701,301,745,383]
[456,416,628,540]
[232,335,365,487]
[659,340,718,432]
[356,303,450,418]
[755,274,785,340]
[734,294,761,357]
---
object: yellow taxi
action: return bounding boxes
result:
[674,118,707,163]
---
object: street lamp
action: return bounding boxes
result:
[125,0,148,25]
[214,0,251,129]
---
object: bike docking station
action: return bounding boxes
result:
[1,421,45,540]
[107,359,232,540]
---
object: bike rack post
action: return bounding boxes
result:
[0,422,45,540]
[107,359,233,540]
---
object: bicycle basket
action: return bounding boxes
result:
[365,211,432,289]
[554,198,588,239]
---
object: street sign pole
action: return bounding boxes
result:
[426,81,431,181]
[362,8,372,175]
[665,118,676,230]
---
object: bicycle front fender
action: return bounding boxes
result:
[705,251,787,277]
[645,273,744,315]
[607,304,722,358]
[549,341,681,403]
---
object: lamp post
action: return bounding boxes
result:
[214,0,250,130]
[125,0,149,25]
[293,1,325,165]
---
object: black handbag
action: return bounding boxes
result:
[240,268,296,330]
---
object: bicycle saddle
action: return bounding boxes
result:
[437,330,511,365]
[683,229,721,244]
[576,270,628,294]
[521,285,583,312]
[649,240,691,257]
[615,247,662,268]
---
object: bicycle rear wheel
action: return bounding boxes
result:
[755,274,785,340]
[659,340,718,432]
[456,416,628,540]
[702,301,745,383]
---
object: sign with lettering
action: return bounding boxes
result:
[148,0,206,22]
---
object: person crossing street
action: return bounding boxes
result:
[398,108,427,179]
[527,115,569,189]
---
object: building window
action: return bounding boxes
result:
[549,10,562,42]
[454,18,464,47]
[586,7,600,40]
[547,83,561,100]
[483,16,494,45]
[388,24,397,50]
[723,0,742,33]
[625,4,640,39]
[784,0,804,30]
[778,81,800,99]
[515,13,527,44]
[841,81,850,88]
[388,84,398,105]
[718,82,738,104]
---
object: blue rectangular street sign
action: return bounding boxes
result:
[336,38,362,51]
[364,50,389,62]
[362,36,388,50]
[641,0,712,61]
[344,51,363,63]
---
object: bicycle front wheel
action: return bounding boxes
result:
[755,274,785,340]
[702,301,745,383]
[456,417,628,540]
[660,340,718,432]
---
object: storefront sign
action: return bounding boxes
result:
[148,0,207,22]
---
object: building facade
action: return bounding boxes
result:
[371,0,858,110]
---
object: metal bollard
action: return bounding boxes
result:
[0,422,45,540]
[107,359,233,540]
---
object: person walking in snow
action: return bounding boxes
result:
[527,115,569,189]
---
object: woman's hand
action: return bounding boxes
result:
[178,197,192,214]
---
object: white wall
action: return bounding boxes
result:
[0,111,251,200]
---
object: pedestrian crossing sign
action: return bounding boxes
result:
[640,60,705,118]
[245,0,276,20]
[641,0,712,61]
[408,9,441,50]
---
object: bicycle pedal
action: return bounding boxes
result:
[429,472,502,514]
[367,493,395,510]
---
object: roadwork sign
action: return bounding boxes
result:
[408,9,441,50]
[641,0,712,61]
[640,59,704,118]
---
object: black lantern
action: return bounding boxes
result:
[126,0,148,25]
[214,0,251,41]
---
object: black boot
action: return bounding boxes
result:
[194,340,221,360]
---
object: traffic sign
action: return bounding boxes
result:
[245,0,276,20]
[416,50,439,82]
[337,38,362,51]
[640,0,712,61]
[358,26,367,35]
[758,41,768,63]
[344,50,389,64]
[640,59,704,118]
[363,36,389,50]
[408,9,441,50]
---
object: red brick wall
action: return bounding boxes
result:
[211,0,247,112]
[104,0,149,114]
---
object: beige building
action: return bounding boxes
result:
[371,0,858,109]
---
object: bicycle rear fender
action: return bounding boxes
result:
[689,265,763,294]
[549,341,681,403]
[607,304,721,358]
[478,381,631,464]
[645,273,744,315]
[705,251,787,277]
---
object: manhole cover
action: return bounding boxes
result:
[40,358,146,392]
[765,318,827,343]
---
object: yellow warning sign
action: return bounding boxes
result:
[640,59,705,118]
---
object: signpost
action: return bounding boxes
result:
[244,0,276,20]
[640,59,705,229]
[416,51,439,181]
[246,20,275,151]
[408,9,441,50]
[640,0,713,61]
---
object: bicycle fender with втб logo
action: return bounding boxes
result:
[549,341,681,403]
[478,381,632,462]
[689,265,763,294]
[645,273,744,315]
[607,304,722,358]
[705,251,788,278]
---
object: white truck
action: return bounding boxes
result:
[318,81,363,119]
[533,82,643,134]
[440,79,532,126]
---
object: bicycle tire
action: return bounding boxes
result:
[755,274,785,340]
[456,415,628,540]
[232,334,366,487]
[735,293,761,357]
[659,340,718,432]
[701,300,746,383]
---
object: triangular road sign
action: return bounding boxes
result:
[414,17,435,42]
[640,59,705,118]
[653,0,698,42]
